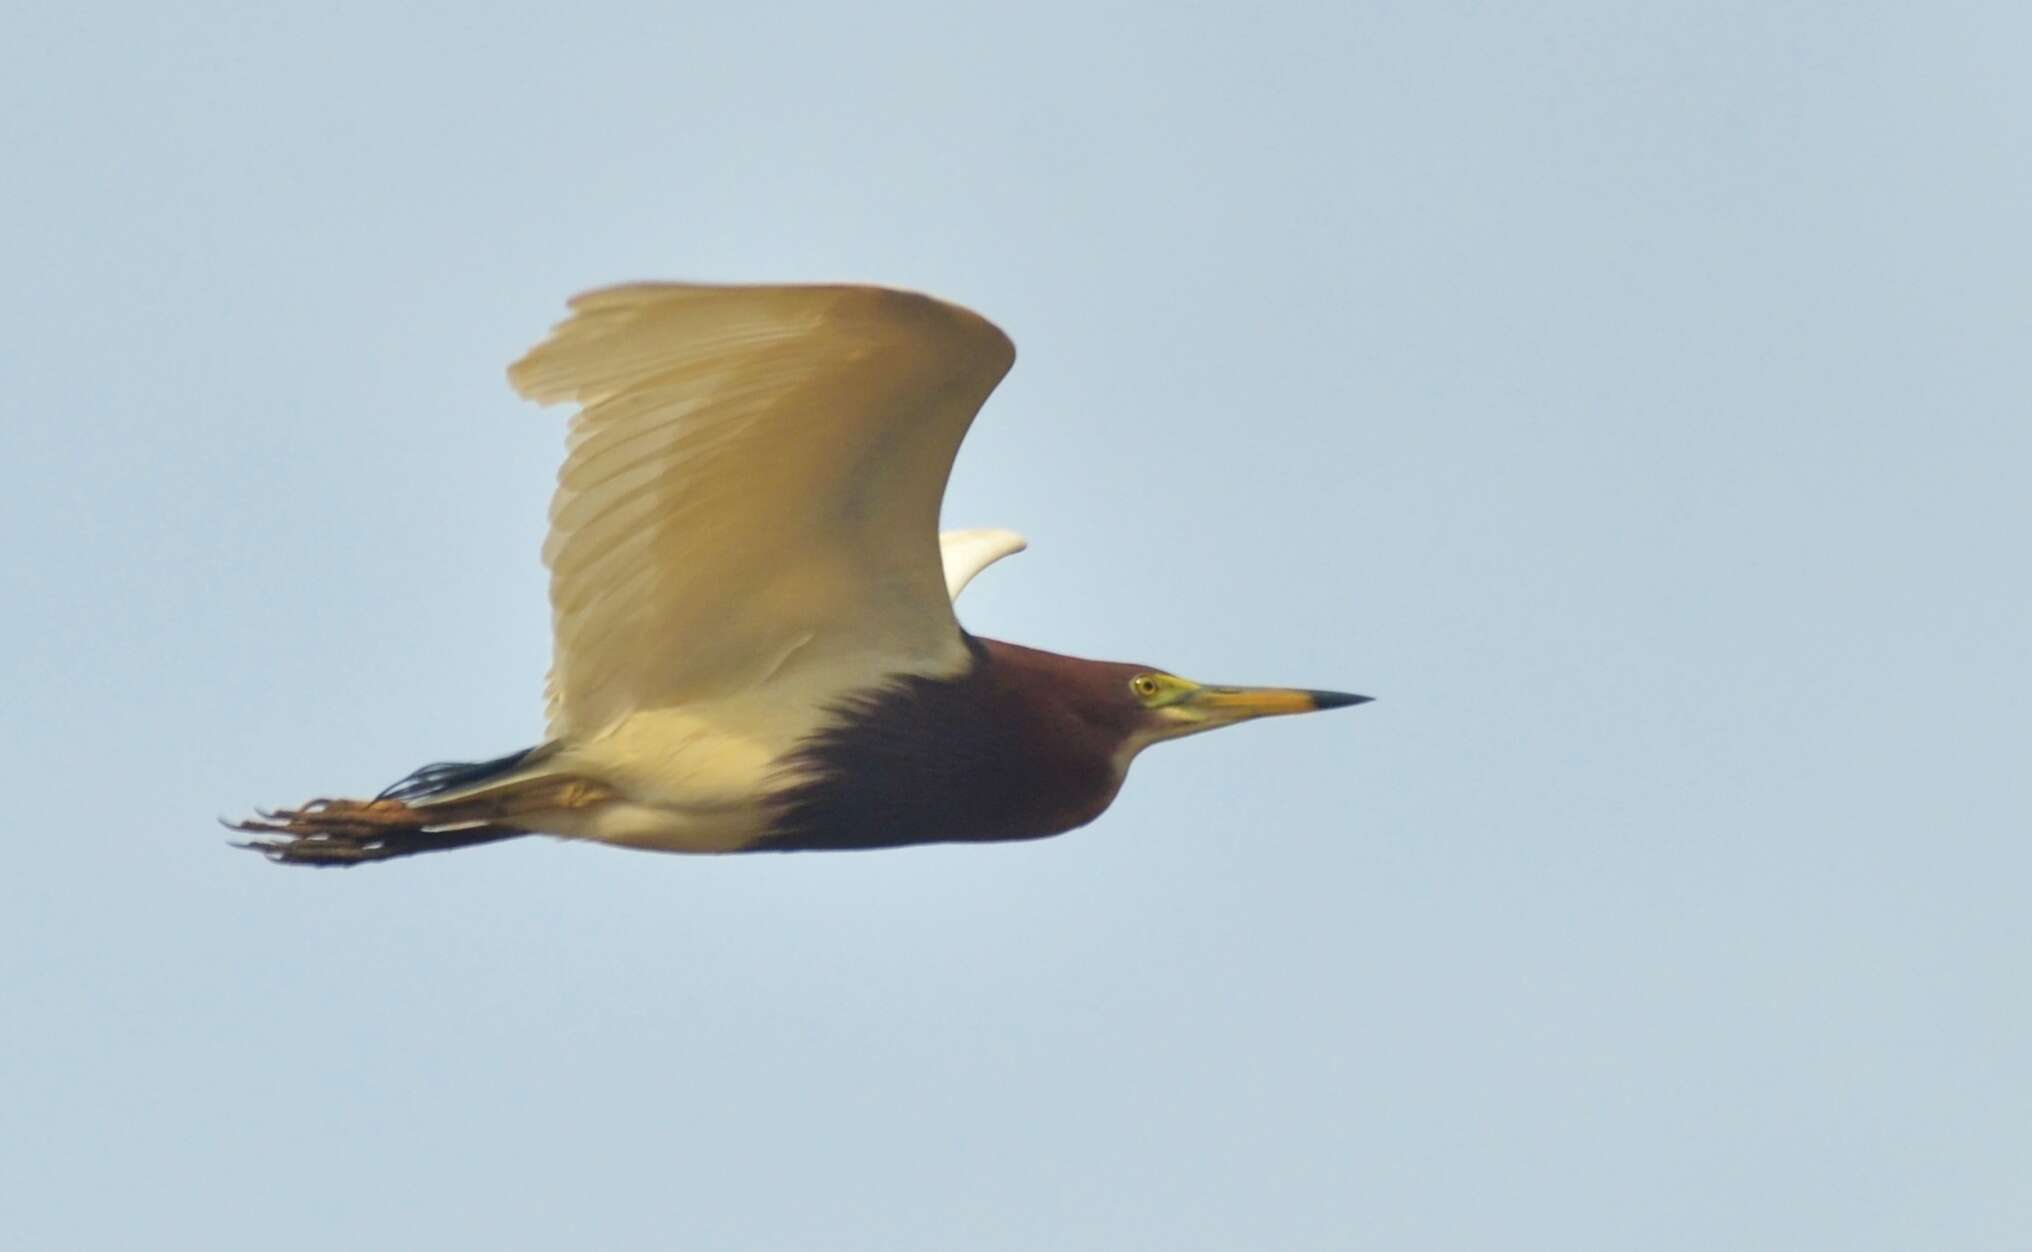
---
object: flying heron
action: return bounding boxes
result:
[232,284,1369,866]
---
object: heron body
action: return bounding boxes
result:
[234,284,1366,865]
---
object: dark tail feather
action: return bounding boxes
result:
[377,746,542,802]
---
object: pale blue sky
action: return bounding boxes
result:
[5,3,2029,1248]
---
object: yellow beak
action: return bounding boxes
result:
[1186,685,1372,722]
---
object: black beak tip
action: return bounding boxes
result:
[1309,690,1374,710]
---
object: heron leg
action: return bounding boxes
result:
[225,797,524,867]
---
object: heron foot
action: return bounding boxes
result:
[225,798,520,867]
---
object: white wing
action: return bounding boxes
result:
[509,283,1016,737]
[939,528,1027,600]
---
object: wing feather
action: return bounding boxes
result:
[510,283,1015,738]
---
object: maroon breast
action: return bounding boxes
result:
[757,637,1145,852]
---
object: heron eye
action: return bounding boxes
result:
[1132,675,1162,700]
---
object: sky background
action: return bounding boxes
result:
[4,3,2029,1248]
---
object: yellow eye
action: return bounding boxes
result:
[1131,675,1162,700]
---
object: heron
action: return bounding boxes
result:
[231,284,1369,866]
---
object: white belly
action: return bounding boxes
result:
[526,695,835,854]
